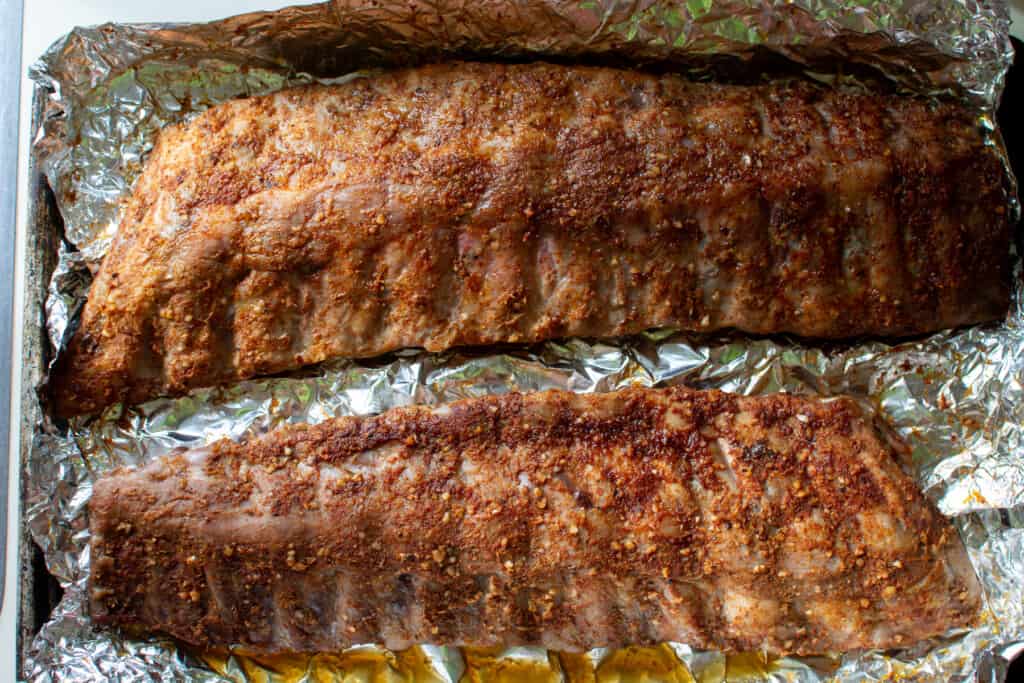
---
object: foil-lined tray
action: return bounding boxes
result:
[22,1,1023,681]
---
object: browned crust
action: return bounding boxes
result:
[52,62,1011,417]
[90,386,980,655]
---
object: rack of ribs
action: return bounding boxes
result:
[89,386,980,654]
[50,62,1011,417]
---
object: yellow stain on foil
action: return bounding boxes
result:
[591,644,695,683]
[965,489,989,506]
[722,653,776,682]
[462,647,562,683]
[198,644,785,682]
[693,652,778,683]
[200,645,445,683]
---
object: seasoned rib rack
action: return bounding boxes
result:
[52,62,1010,416]
[90,386,980,654]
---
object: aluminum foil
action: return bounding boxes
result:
[23,1,1022,681]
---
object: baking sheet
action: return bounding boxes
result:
[21,1,1024,681]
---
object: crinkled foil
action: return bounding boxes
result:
[23,1,1022,681]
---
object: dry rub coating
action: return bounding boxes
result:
[90,386,980,655]
[53,62,1011,416]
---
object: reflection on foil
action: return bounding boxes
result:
[23,1,1022,681]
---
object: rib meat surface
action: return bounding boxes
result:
[53,62,1011,416]
[90,387,980,654]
